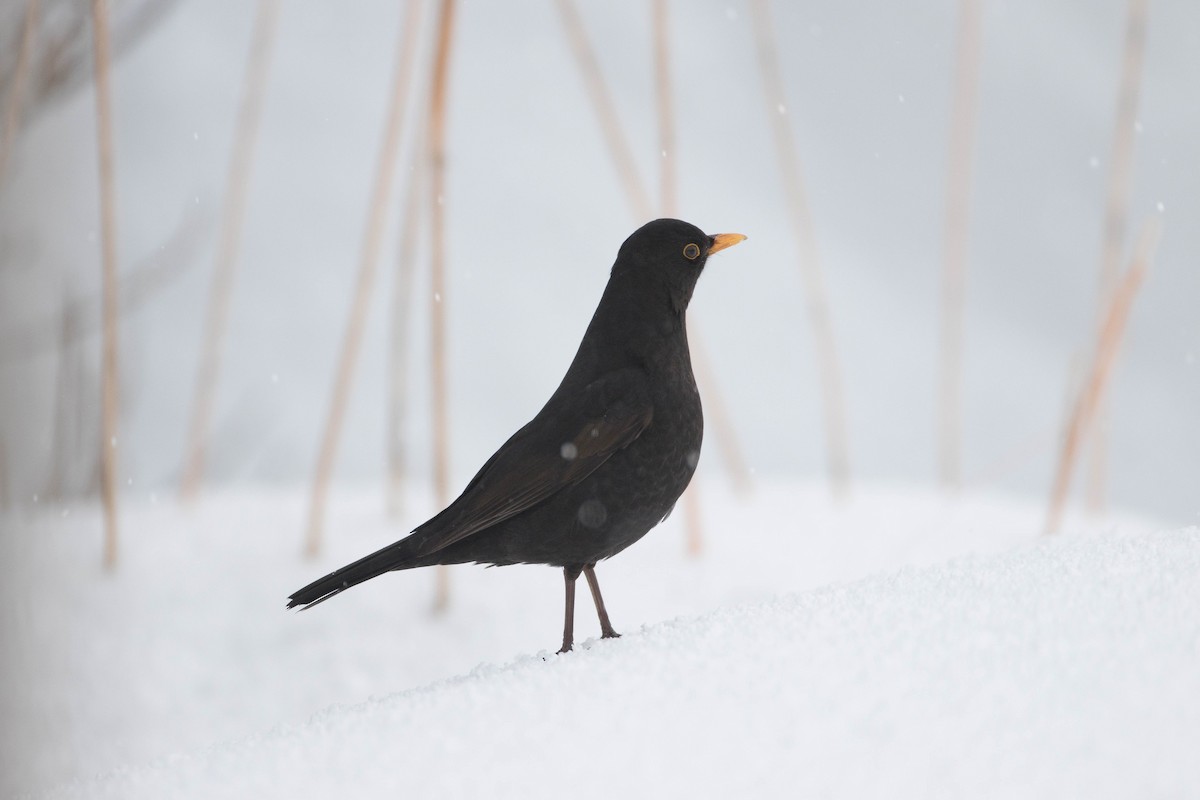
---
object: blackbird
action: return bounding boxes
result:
[288,218,746,653]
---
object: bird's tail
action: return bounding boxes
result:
[287,537,425,610]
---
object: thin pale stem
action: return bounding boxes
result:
[387,125,428,519]
[654,0,752,555]
[92,0,120,571]
[305,0,424,557]
[554,0,654,221]
[45,292,75,501]
[0,0,39,182]
[0,436,8,510]
[681,484,702,557]
[937,0,983,490]
[427,0,458,610]
[181,0,280,503]
[749,0,850,497]
[1045,219,1160,535]
[652,0,702,555]
[689,325,751,496]
[652,0,675,216]
[1086,0,1150,514]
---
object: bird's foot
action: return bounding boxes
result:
[600,628,621,640]
[556,644,573,655]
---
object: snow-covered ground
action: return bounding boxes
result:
[3,482,1196,798]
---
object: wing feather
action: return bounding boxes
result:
[406,368,653,557]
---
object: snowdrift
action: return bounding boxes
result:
[43,525,1200,799]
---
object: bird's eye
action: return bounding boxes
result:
[683,243,701,260]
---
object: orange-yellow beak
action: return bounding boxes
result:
[708,233,747,255]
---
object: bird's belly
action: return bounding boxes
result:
[482,388,703,567]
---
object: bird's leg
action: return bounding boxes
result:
[558,565,584,654]
[583,563,620,639]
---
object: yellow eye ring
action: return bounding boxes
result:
[683,243,701,260]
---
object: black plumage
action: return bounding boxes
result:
[288,218,746,652]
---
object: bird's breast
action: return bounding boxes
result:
[608,345,703,508]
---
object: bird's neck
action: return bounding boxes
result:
[572,277,691,376]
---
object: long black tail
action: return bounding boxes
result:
[287,537,424,610]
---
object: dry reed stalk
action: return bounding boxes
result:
[427,0,457,610]
[1044,219,1160,536]
[13,0,177,113]
[0,436,8,510]
[681,331,754,556]
[748,0,850,496]
[304,0,425,558]
[387,134,428,518]
[690,325,752,495]
[681,483,704,557]
[0,0,39,181]
[649,7,756,497]
[554,0,654,221]
[1086,0,1150,514]
[91,0,120,570]
[652,0,675,216]
[650,0,703,556]
[937,0,983,490]
[180,0,280,503]
[45,292,75,500]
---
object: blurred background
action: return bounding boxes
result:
[0,0,1197,528]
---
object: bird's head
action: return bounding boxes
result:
[611,218,746,312]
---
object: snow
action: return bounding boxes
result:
[4,482,1198,798]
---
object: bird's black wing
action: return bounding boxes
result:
[404,367,654,558]
[286,368,652,610]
